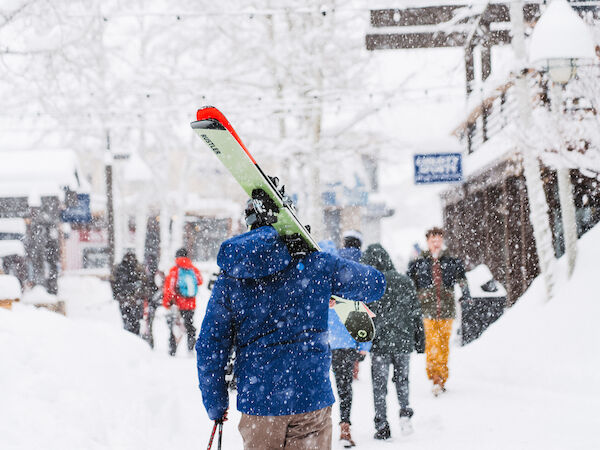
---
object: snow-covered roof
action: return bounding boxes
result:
[184,195,243,220]
[0,274,21,299]
[0,150,90,199]
[529,0,596,63]
[0,218,26,235]
[0,240,25,257]
[462,123,518,178]
[122,152,153,184]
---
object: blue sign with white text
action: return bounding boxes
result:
[414,153,462,184]
[61,193,92,223]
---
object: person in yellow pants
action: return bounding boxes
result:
[408,227,471,395]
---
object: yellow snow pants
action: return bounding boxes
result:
[423,318,453,386]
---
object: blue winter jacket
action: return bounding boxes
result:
[338,247,361,263]
[196,226,385,420]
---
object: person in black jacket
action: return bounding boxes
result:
[110,251,147,335]
[407,227,470,395]
[362,243,425,441]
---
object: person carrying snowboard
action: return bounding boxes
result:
[338,229,368,384]
[196,191,386,449]
[362,243,425,440]
[320,239,370,448]
[163,248,203,356]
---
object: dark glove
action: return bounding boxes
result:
[245,188,280,229]
[281,233,314,258]
[356,351,366,362]
[215,409,228,424]
[459,295,472,305]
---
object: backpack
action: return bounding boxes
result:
[176,267,198,297]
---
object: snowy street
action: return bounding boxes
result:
[2,226,599,450]
[1,1,600,449]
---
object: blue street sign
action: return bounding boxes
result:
[414,153,462,184]
[61,193,92,223]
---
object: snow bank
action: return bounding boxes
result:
[0,305,212,450]
[20,285,58,305]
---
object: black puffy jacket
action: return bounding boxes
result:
[110,252,147,302]
[362,244,425,355]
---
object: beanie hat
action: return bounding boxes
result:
[342,230,363,242]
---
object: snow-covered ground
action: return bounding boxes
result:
[1,226,599,450]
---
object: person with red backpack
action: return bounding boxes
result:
[163,248,203,356]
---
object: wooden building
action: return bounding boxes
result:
[441,72,600,305]
[442,160,600,305]
[365,2,600,305]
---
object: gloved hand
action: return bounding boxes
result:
[281,233,314,258]
[244,188,280,229]
[215,409,228,424]
[357,351,367,362]
[459,295,472,305]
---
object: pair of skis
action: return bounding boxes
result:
[190,107,375,342]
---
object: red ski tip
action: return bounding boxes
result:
[195,106,256,164]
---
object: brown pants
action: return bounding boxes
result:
[238,406,332,449]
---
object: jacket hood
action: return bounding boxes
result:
[175,256,194,269]
[338,246,361,263]
[362,243,395,272]
[121,252,138,268]
[217,226,292,279]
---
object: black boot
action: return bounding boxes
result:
[399,407,414,418]
[374,423,391,440]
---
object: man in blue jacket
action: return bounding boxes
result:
[196,193,385,449]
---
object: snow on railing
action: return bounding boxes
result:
[460,66,599,162]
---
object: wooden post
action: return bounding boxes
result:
[465,43,475,96]
[105,131,115,269]
[480,20,492,142]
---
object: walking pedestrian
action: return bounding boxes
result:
[196,192,386,449]
[163,248,203,356]
[338,229,366,384]
[407,227,470,395]
[362,243,425,440]
[320,239,370,447]
[110,251,147,335]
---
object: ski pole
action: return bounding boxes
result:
[217,422,223,449]
[206,422,218,450]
